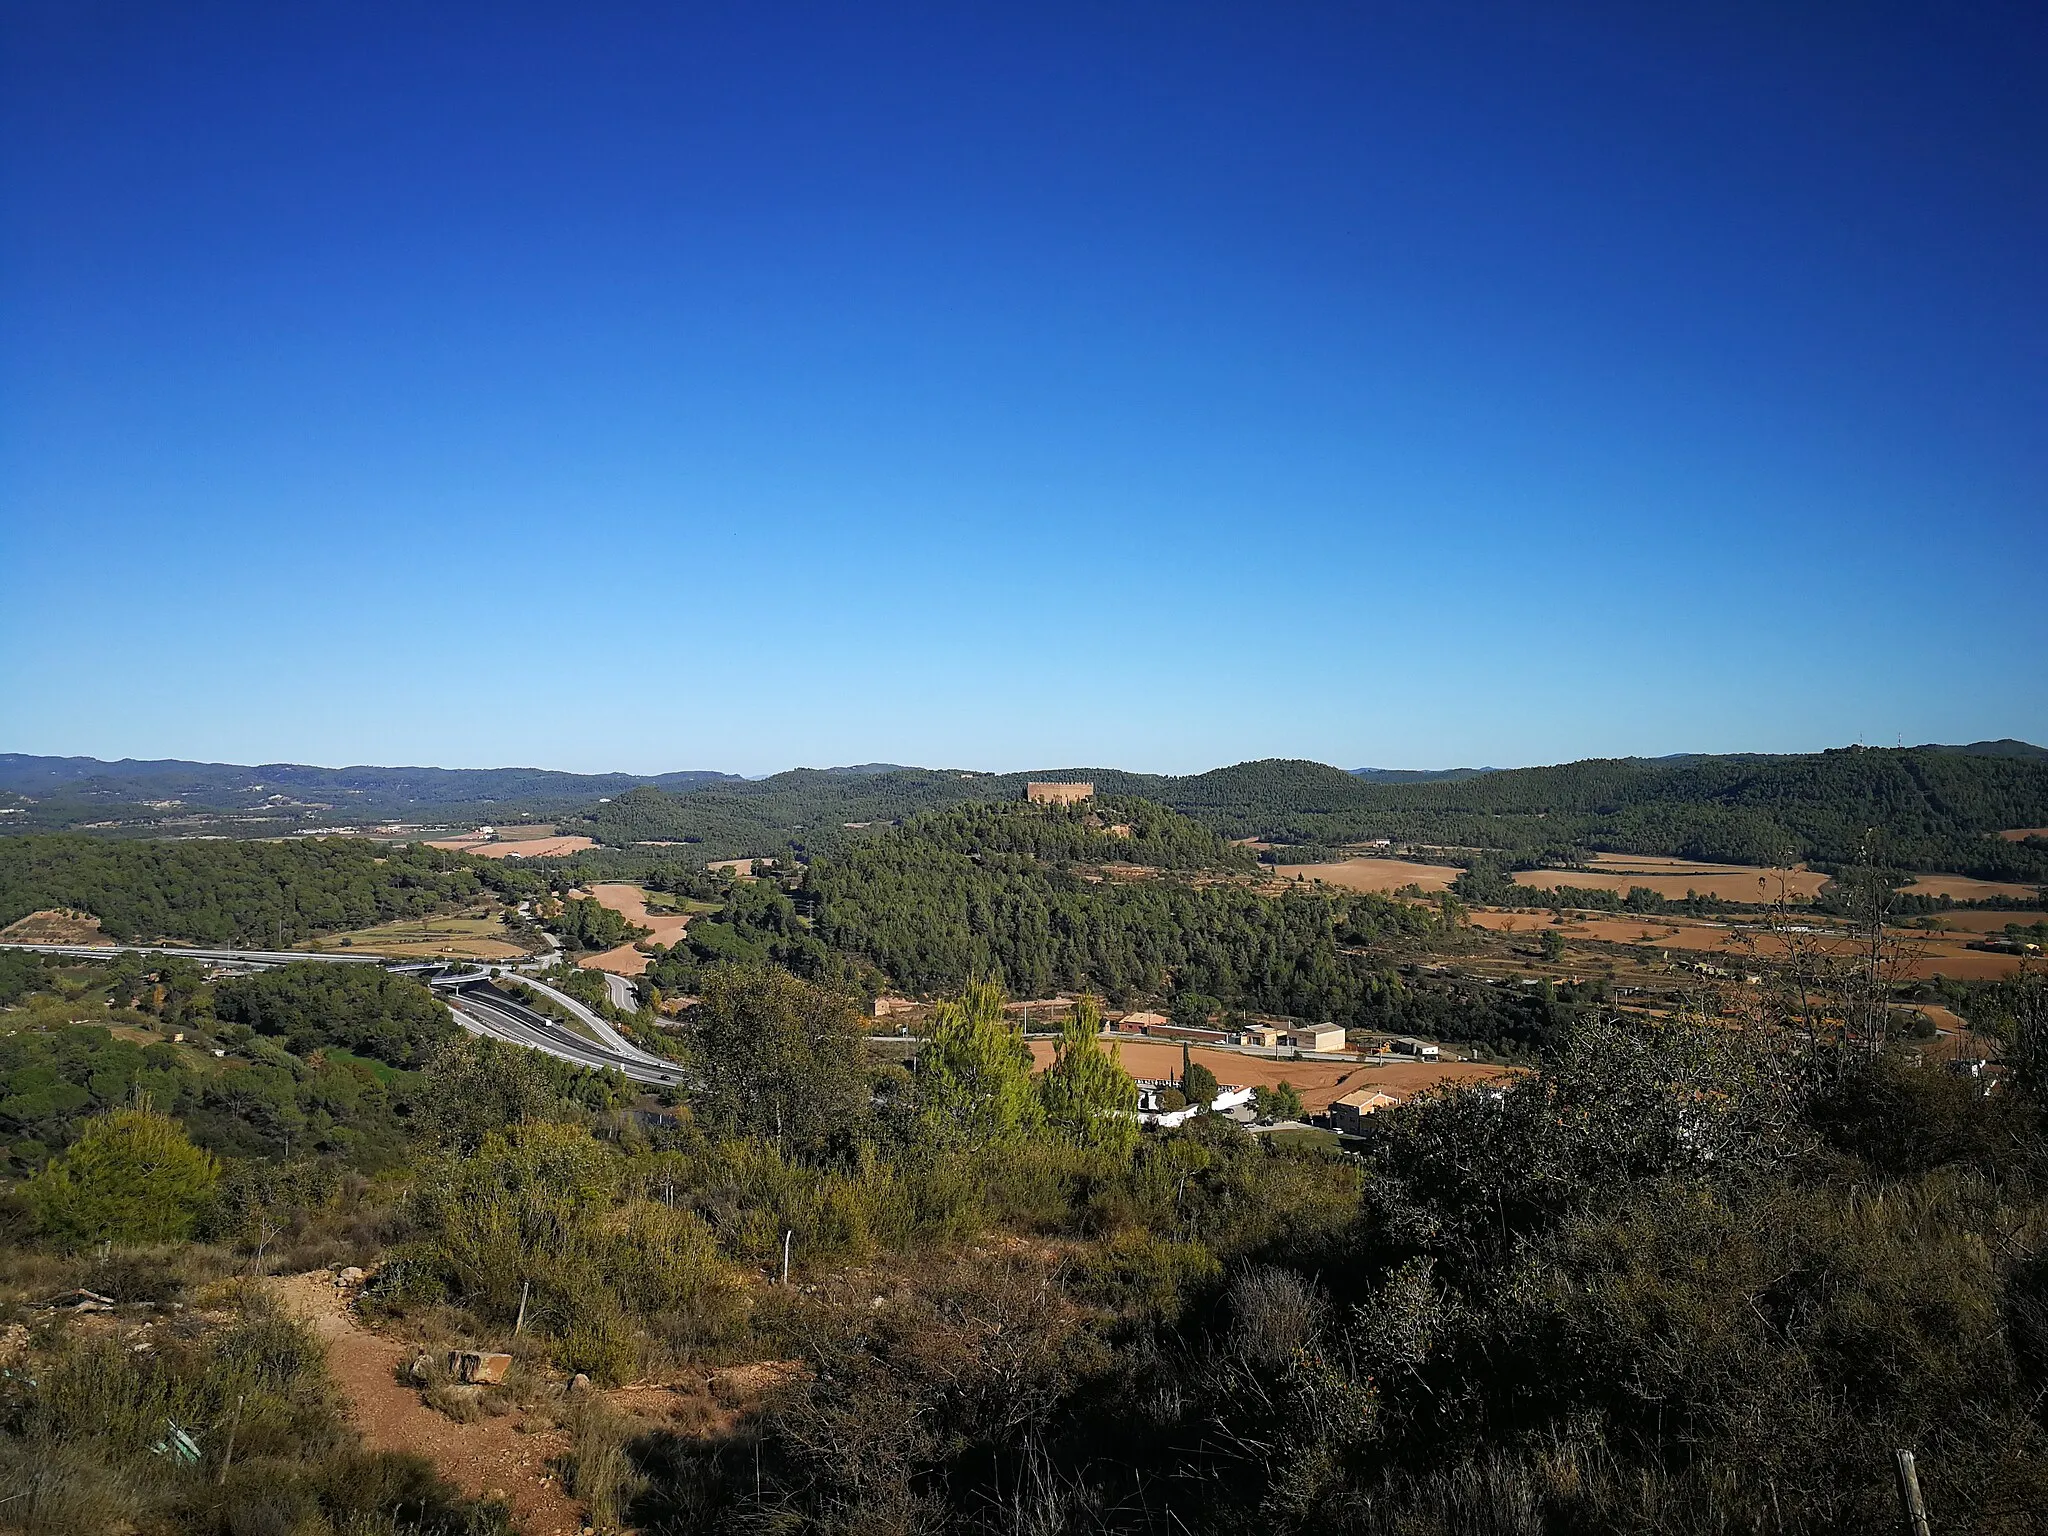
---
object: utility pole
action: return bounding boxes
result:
[781,1229,793,1286]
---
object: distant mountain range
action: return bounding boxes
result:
[2,745,2044,884]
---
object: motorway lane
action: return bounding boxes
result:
[0,940,685,1088]
[445,985,686,1088]
[513,975,666,1065]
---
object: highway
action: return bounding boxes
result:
[3,940,688,1087]
[510,974,667,1066]
[1,941,381,967]
[440,980,688,1088]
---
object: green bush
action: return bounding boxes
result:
[27,1106,219,1248]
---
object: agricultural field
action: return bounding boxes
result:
[1907,908,2048,933]
[1273,856,1465,893]
[1512,853,1829,902]
[1024,1036,1517,1113]
[2000,826,2048,841]
[423,829,597,858]
[1466,907,2033,982]
[0,906,110,944]
[317,909,534,960]
[1897,871,2045,902]
[573,882,708,976]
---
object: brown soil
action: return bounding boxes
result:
[1904,909,2047,933]
[468,836,597,860]
[577,884,695,977]
[267,1273,582,1536]
[1275,859,1464,894]
[1999,828,2048,843]
[1899,872,2044,902]
[1027,1038,1518,1113]
[0,908,109,944]
[1514,855,1829,902]
[1467,908,2029,981]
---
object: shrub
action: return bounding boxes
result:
[27,1106,219,1249]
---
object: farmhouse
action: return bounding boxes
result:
[1026,781,1094,805]
[1326,1088,1401,1134]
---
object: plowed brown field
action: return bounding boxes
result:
[577,883,695,976]
[1513,854,1828,902]
[1025,1038,1518,1113]
[1275,859,1464,893]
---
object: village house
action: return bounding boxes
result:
[1325,1087,1401,1134]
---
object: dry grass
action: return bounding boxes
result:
[319,911,532,960]
[1513,854,1829,902]
[0,908,107,944]
[1274,858,1464,893]
[1898,871,2045,902]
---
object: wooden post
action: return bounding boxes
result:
[217,1394,246,1485]
[1895,1449,1931,1536]
[781,1230,792,1286]
[514,1279,530,1335]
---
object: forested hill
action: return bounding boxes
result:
[0,754,741,833]
[584,745,2048,881]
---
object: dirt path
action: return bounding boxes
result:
[269,1273,584,1536]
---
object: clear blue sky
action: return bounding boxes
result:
[3,2,2043,776]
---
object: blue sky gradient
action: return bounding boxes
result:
[4,2,2043,775]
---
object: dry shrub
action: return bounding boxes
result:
[561,1397,648,1535]
[0,1438,142,1536]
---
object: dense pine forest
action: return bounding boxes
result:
[11,745,2046,884]
[0,835,544,946]
[573,746,2048,880]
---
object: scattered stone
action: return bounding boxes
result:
[409,1351,435,1382]
[448,1349,513,1385]
[569,1373,591,1394]
[33,1289,116,1313]
[335,1266,367,1287]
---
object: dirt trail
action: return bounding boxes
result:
[268,1273,584,1536]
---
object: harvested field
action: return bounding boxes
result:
[576,883,695,976]
[321,913,532,960]
[423,831,595,858]
[1906,909,2048,934]
[1999,828,2048,842]
[1900,872,2045,902]
[1276,858,1464,894]
[0,908,107,944]
[472,835,594,859]
[1025,1038,1518,1114]
[1514,854,1828,902]
[1468,908,2029,980]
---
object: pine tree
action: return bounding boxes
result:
[913,979,1045,1147]
[1038,994,1138,1160]
[28,1104,220,1248]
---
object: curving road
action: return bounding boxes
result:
[1,940,687,1088]
[441,980,687,1088]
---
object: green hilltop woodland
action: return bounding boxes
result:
[570,743,2048,881]
[0,834,548,947]
[4,932,2048,1530]
[7,743,2047,883]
